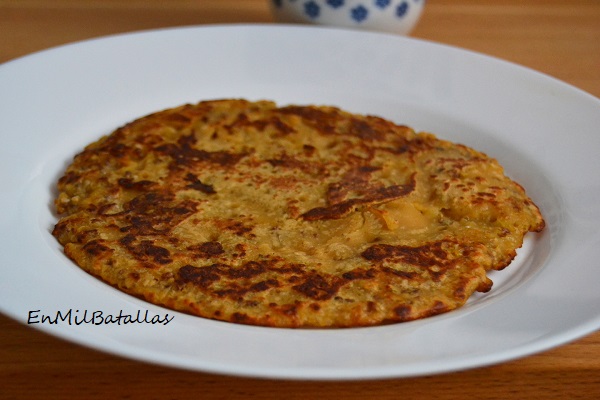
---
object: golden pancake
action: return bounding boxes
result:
[52,99,545,327]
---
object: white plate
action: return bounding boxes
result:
[1,25,599,380]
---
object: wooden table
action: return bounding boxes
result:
[1,1,599,398]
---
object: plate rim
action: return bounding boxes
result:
[1,23,599,380]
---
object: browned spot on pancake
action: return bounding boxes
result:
[58,171,81,185]
[177,259,279,289]
[155,133,246,168]
[303,144,316,156]
[362,242,452,268]
[117,193,198,235]
[342,268,377,280]
[214,219,254,237]
[215,279,281,299]
[301,180,416,221]
[477,278,493,293]
[119,234,172,266]
[176,264,221,287]
[268,302,299,317]
[366,301,377,313]
[422,301,450,318]
[187,241,225,259]
[231,312,251,324]
[123,192,172,213]
[292,273,345,301]
[300,199,361,221]
[326,166,381,204]
[233,243,248,258]
[226,113,296,136]
[394,305,412,319]
[184,173,216,194]
[453,278,470,301]
[277,105,338,135]
[381,267,420,280]
[362,241,463,283]
[267,153,325,176]
[82,239,112,256]
[348,117,388,141]
[270,117,296,136]
[117,178,156,191]
[151,110,193,129]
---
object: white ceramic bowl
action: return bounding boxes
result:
[269,0,425,35]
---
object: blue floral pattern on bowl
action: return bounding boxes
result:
[327,0,345,8]
[304,1,320,18]
[396,1,409,17]
[375,0,391,9]
[271,0,425,35]
[351,5,369,22]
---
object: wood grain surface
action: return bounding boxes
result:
[1,1,599,398]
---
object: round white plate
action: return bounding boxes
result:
[1,25,599,380]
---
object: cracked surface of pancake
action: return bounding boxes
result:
[52,99,545,328]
